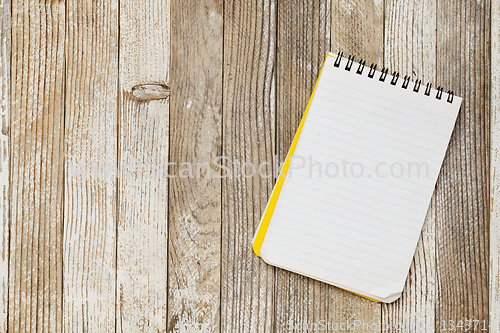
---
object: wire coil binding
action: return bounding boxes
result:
[333,52,455,103]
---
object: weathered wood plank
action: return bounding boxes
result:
[384,0,436,82]
[382,200,436,333]
[382,0,437,331]
[221,1,276,332]
[167,0,223,332]
[326,0,383,331]
[328,289,380,332]
[116,0,170,331]
[9,2,65,332]
[331,0,384,65]
[0,0,9,331]
[274,1,332,332]
[491,0,500,331]
[64,0,119,331]
[435,0,490,329]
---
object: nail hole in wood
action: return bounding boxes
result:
[132,84,170,101]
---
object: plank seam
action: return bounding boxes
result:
[114,0,121,331]
[220,1,225,333]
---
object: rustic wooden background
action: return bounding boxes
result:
[0,0,499,332]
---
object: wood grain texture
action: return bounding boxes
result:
[382,199,436,332]
[435,0,490,329]
[167,0,223,332]
[331,0,384,65]
[9,1,65,332]
[117,0,170,332]
[221,1,276,332]
[491,1,500,331]
[64,0,119,331]
[382,0,437,331]
[328,289,380,332]
[0,0,9,330]
[1,1,496,331]
[384,0,436,82]
[274,1,331,332]
[327,0,383,330]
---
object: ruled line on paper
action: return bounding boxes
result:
[269,239,405,283]
[264,247,398,291]
[288,168,429,211]
[305,112,444,155]
[270,211,415,261]
[315,87,452,133]
[302,120,443,161]
[279,196,418,241]
[274,203,416,249]
[310,103,446,147]
[320,77,456,121]
[289,179,426,221]
[283,187,421,231]
[269,224,409,268]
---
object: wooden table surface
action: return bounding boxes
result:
[1,0,499,332]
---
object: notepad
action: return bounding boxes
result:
[253,52,462,303]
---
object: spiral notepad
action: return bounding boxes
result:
[253,52,462,303]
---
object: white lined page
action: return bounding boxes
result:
[259,53,461,302]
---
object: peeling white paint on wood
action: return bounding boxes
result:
[9,1,65,332]
[64,0,119,331]
[0,0,9,330]
[221,1,276,332]
[490,0,500,331]
[117,0,170,331]
[167,0,223,332]
[1,0,495,331]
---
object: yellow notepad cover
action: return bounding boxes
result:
[252,55,328,257]
[251,54,379,303]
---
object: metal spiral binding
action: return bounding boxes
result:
[402,75,410,89]
[379,68,389,82]
[368,64,377,78]
[425,83,432,96]
[356,60,366,75]
[390,72,399,85]
[334,52,454,103]
[413,79,422,93]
